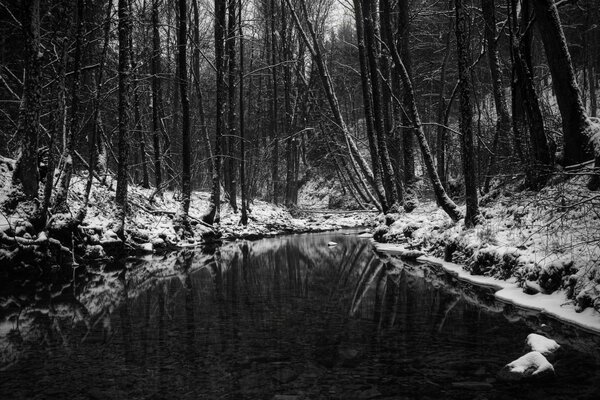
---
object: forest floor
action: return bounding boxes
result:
[0,159,373,261]
[371,164,600,323]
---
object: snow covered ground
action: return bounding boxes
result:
[371,170,600,329]
[0,164,374,257]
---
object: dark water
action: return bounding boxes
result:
[1,232,599,400]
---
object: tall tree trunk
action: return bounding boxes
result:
[192,0,213,180]
[397,0,416,193]
[227,0,238,212]
[385,1,462,222]
[239,0,248,225]
[13,0,42,200]
[203,0,226,225]
[511,0,552,185]
[78,0,113,223]
[115,0,132,238]
[352,0,387,210]
[532,0,593,165]
[54,0,84,212]
[176,0,192,233]
[455,0,480,227]
[45,42,67,226]
[270,0,280,204]
[482,0,511,193]
[362,0,399,211]
[436,13,453,192]
[151,0,163,190]
[282,0,295,207]
[285,0,379,204]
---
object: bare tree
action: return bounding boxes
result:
[455,0,480,227]
[203,0,226,225]
[115,0,133,238]
[12,0,42,201]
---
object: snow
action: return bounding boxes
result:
[525,333,560,356]
[370,168,600,328]
[373,242,600,334]
[498,351,554,381]
[0,161,375,257]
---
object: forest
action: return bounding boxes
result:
[2,1,600,397]
[0,0,599,236]
[1,1,600,276]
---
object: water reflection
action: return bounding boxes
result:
[1,232,599,399]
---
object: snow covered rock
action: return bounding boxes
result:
[538,259,574,294]
[327,241,337,247]
[497,351,555,381]
[525,334,560,357]
[84,245,106,259]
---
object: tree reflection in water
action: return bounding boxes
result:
[1,232,600,399]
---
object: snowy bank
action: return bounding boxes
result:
[369,170,600,332]
[0,163,374,265]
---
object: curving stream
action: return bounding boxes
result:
[1,232,599,399]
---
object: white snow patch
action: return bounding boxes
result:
[373,242,600,334]
[525,333,560,356]
[499,351,554,381]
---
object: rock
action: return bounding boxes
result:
[451,381,493,391]
[84,244,106,259]
[525,333,560,357]
[137,242,153,253]
[539,260,573,293]
[327,241,337,247]
[151,238,166,249]
[523,280,542,295]
[373,224,389,242]
[497,351,554,381]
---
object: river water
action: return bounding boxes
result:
[1,231,599,399]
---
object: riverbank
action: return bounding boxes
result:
[0,162,374,265]
[369,169,600,329]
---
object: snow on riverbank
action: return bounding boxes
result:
[0,163,374,258]
[371,171,600,330]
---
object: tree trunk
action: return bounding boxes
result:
[203,0,226,225]
[532,0,593,165]
[176,0,192,232]
[362,0,399,211]
[78,0,113,222]
[115,0,132,238]
[385,1,462,222]
[482,0,511,193]
[270,0,280,204]
[239,0,248,225]
[151,0,163,190]
[353,0,387,210]
[192,0,213,180]
[227,0,238,212]
[285,0,378,199]
[13,0,41,200]
[436,14,453,192]
[282,0,295,207]
[53,0,84,212]
[397,0,416,192]
[455,0,480,227]
[510,0,552,185]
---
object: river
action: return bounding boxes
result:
[1,231,599,399]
